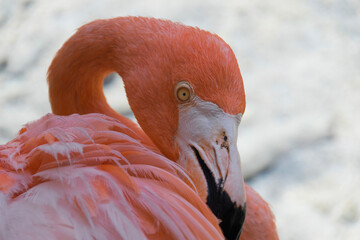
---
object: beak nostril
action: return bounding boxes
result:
[220,142,230,153]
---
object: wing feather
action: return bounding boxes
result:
[0,113,223,240]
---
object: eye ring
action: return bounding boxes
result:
[174,81,194,103]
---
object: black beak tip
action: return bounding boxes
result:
[219,202,246,240]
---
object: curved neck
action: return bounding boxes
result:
[47,18,153,145]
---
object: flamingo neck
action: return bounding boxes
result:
[47,18,153,145]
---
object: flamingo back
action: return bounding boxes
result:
[0,113,223,240]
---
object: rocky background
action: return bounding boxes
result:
[1,0,359,239]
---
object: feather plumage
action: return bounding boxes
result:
[0,113,223,240]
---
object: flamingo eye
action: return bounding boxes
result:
[175,82,193,102]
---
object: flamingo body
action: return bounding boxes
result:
[0,113,222,239]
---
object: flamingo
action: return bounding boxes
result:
[0,17,278,240]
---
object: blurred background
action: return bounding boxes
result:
[1,0,359,239]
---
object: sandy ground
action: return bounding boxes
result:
[1,0,360,239]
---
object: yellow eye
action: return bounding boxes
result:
[177,87,190,101]
[175,82,193,102]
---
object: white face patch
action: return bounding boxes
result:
[174,96,246,207]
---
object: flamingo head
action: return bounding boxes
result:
[122,19,246,240]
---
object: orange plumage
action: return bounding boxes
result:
[0,17,278,240]
[0,113,223,239]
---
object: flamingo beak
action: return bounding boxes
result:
[175,98,246,240]
[189,130,246,240]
